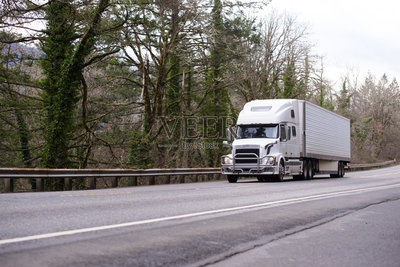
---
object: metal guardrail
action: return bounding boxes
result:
[346,159,397,171]
[0,168,221,193]
[0,160,397,193]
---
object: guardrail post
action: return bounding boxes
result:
[128,177,137,187]
[149,176,155,185]
[36,178,44,192]
[4,178,13,193]
[65,178,72,191]
[166,176,171,184]
[111,177,118,188]
[88,177,96,190]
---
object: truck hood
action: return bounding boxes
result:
[232,138,278,148]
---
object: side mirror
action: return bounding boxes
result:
[227,127,232,142]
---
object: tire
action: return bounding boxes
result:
[330,162,342,178]
[303,159,310,180]
[299,160,308,180]
[339,162,345,178]
[227,175,238,183]
[308,159,314,180]
[273,161,285,182]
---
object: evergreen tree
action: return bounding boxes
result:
[282,61,296,98]
[201,0,231,167]
[336,79,351,118]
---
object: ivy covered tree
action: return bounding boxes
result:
[39,0,114,190]
[40,0,77,170]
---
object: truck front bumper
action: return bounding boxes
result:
[221,154,279,176]
[221,164,278,175]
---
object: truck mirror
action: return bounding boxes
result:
[227,127,232,142]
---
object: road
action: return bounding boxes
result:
[1,165,400,266]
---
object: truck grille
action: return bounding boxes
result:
[235,148,259,164]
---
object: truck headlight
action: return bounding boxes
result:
[223,156,233,165]
[265,156,276,165]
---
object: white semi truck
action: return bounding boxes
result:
[221,99,351,183]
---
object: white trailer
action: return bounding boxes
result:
[221,99,351,183]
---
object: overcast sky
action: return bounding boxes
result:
[264,0,400,89]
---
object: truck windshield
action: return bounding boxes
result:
[236,124,279,139]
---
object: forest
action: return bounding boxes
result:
[1,0,399,189]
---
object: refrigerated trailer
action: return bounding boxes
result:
[221,99,351,183]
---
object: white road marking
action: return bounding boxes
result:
[1,183,400,246]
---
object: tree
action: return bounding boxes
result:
[351,73,400,161]
[336,79,351,118]
[39,0,119,190]
[228,11,312,103]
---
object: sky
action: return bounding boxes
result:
[263,0,400,89]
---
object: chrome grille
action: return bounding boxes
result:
[235,148,259,164]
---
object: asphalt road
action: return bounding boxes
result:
[1,165,400,266]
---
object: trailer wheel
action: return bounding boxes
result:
[339,162,345,178]
[227,175,238,183]
[330,162,344,178]
[307,159,314,180]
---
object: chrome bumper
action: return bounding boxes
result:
[221,164,278,175]
[221,153,278,175]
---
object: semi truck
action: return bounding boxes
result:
[221,99,351,183]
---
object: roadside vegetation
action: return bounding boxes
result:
[1,0,399,190]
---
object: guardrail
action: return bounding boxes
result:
[346,159,397,171]
[0,160,397,193]
[0,168,221,193]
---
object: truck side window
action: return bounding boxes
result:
[292,126,296,137]
[280,124,286,141]
[287,126,291,140]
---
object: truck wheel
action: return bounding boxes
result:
[339,162,345,177]
[302,159,311,180]
[330,162,343,178]
[227,175,238,183]
[307,159,314,180]
[273,161,285,182]
[300,160,308,180]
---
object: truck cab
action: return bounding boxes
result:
[221,99,350,183]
